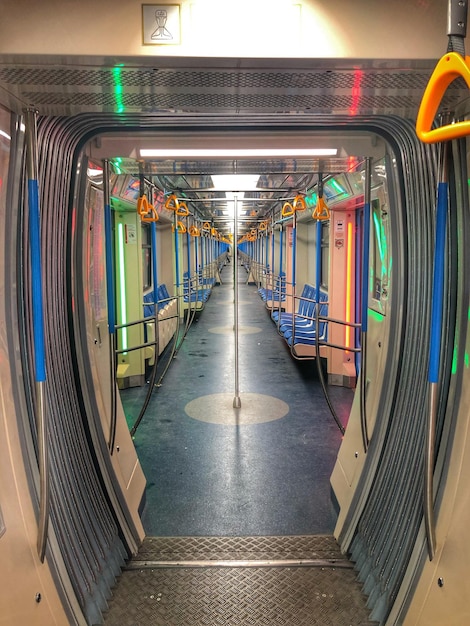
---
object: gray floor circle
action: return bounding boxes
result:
[208,325,262,335]
[185,392,289,425]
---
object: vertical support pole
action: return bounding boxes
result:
[360,157,372,453]
[315,219,322,296]
[151,218,159,356]
[26,108,49,563]
[315,218,322,359]
[174,216,179,288]
[291,210,297,343]
[233,196,241,408]
[425,144,449,561]
[103,159,118,455]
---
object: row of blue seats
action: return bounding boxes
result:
[143,284,173,316]
[271,284,328,349]
[183,271,212,303]
[258,271,286,303]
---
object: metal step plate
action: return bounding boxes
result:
[101,536,377,626]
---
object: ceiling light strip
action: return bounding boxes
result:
[140,148,338,158]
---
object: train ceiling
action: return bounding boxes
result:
[2,54,468,232]
[104,155,366,230]
[0,55,467,117]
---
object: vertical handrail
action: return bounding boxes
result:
[291,211,297,346]
[233,196,241,408]
[26,108,49,563]
[360,157,372,453]
[129,213,160,436]
[103,159,118,455]
[315,218,322,363]
[151,217,160,359]
[425,153,448,561]
[313,201,345,435]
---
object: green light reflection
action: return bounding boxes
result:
[112,66,125,113]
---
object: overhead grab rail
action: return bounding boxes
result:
[416,0,466,563]
[416,0,469,143]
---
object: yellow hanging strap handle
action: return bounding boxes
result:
[312,174,330,221]
[416,52,470,143]
[172,220,187,234]
[202,221,211,232]
[176,201,189,216]
[137,195,159,222]
[259,220,268,231]
[165,193,180,211]
[281,201,294,217]
[292,194,307,212]
[416,2,470,143]
[313,197,330,221]
[189,225,201,237]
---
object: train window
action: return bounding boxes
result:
[141,223,152,291]
[370,192,390,314]
[87,184,107,321]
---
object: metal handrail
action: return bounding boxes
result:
[359,157,372,454]
[26,108,49,563]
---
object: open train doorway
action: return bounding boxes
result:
[78,129,390,539]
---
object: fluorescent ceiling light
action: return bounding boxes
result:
[0,129,11,141]
[211,175,260,191]
[139,148,337,158]
[225,191,245,217]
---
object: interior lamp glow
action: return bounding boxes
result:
[139,148,338,158]
[211,175,260,191]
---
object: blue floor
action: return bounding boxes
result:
[121,263,353,537]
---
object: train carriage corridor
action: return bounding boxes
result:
[120,259,352,537]
[103,254,378,626]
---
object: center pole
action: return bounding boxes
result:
[233,195,241,408]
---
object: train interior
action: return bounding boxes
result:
[3,2,470,625]
[80,133,388,624]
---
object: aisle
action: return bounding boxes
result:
[122,263,353,536]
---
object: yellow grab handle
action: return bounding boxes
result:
[312,196,330,221]
[281,201,294,217]
[137,195,150,217]
[189,225,201,237]
[293,194,306,211]
[165,193,180,211]
[173,220,186,233]
[176,201,189,216]
[137,195,159,222]
[416,52,470,143]
[202,221,211,231]
[141,206,159,222]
